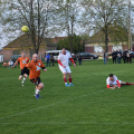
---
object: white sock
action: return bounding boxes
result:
[22,77,26,83]
[65,82,67,85]
[36,89,40,94]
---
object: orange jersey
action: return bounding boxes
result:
[26,59,45,79]
[17,57,30,70]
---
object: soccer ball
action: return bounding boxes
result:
[21,26,29,32]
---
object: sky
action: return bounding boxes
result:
[0,0,134,49]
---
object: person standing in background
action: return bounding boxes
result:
[50,54,54,66]
[72,54,77,65]
[112,50,116,64]
[117,50,122,64]
[45,53,50,67]
[77,54,82,65]
[103,50,108,64]
[9,58,14,69]
[122,49,127,63]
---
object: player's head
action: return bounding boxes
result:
[62,48,66,54]
[21,52,26,57]
[32,53,38,62]
[109,74,114,81]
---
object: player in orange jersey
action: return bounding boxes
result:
[22,53,47,99]
[12,52,30,86]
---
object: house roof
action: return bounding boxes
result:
[52,37,67,43]
[86,25,129,44]
[3,34,56,49]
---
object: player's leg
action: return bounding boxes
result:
[59,65,70,86]
[66,66,73,86]
[121,81,134,85]
[21,67,29,86]
[35,82,44,98]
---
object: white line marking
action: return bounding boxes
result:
[0,90,104,121]
[0,121,134,125]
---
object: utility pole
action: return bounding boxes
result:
[128,0,132,50]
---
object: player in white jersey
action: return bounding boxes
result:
[58,48,76,86]
[106,74,134,89]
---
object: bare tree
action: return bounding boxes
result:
[82,0,126,52]
[1,0,58,54]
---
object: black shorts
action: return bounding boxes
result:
[30,77,41,86]
[21,67,30,76]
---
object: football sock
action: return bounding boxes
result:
[126,82,134,85]
[69,77,72,83]
[22,77,26,83]
[63,77,67,84]
[36,88,40,94]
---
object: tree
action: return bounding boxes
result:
[82,0,126,52]
[56,0,84,52]
[1,0,57,54]
[57,34,84,53]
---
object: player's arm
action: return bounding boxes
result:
[41,61,47,72]
[12,59,19,68]
[116,80,121,88]
[69,58,76,67]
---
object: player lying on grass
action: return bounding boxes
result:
[21,53,47,99]
[106,74,134,89]
[12,52,30,86]
[58,48,76,86]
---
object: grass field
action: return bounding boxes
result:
[0,59,134,134]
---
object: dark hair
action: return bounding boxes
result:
[109,74,113,77]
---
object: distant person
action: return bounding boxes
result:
[127,49,132,63]
[116,50,122,64]
[106,74,134,89]
[72,54,77,65]
[112,50,116,64]
[103,50,108,64]
[50,54,54,66]
[22,53,47,99]
[45,53,50,67]
[77,54,82,65]
[122,49,127,63]
[58,48,76,86]
[12,52,30,86]
[9,58,13,69]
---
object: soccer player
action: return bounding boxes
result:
[106,74,134,89]
[58,48,76,86]
[12,52,30,86]
[24,53,47,99]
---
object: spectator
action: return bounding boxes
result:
[127,49,132,63]
[50,54,54,66]
[103,50,108,64]
[9,58,13,69]
[122,49,126,63]
[77,54,82,65]
[45,53,50,67]
[117,50,122,64]
[112,50,117,64]
[72,54,77,65]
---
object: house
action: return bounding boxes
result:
[85,25,133,54]
[1,34,56,61]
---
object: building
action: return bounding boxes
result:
[1,34,56,61]
[85,25,132,54]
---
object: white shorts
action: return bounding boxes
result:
[110,80,122,86]
[59,65,71,74]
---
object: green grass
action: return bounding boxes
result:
[0,59,134,134]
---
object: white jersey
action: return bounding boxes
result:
[106,75,121,86]
[58,51,71,67]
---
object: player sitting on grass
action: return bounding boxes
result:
[106,74,134,89]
